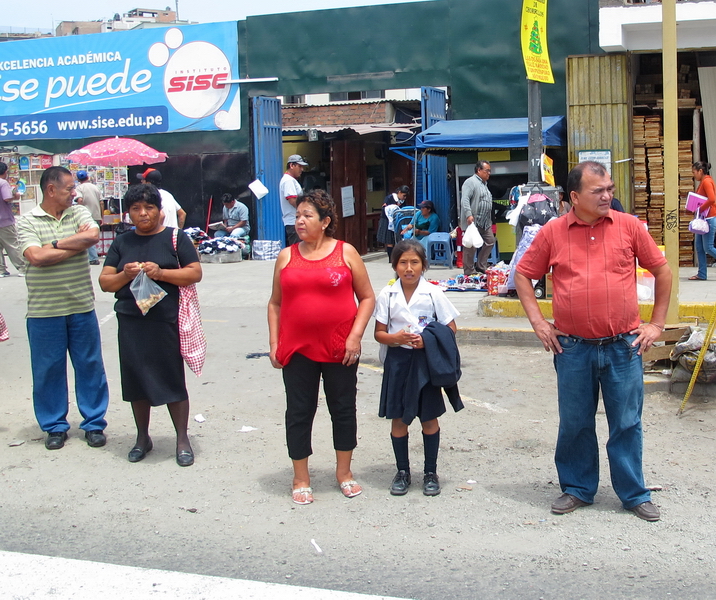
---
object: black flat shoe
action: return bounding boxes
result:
[128,440,153,463]
[176,449,194,467]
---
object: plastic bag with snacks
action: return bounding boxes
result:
[129,270,167,316]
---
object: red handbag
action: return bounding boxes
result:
[172,229,206,376]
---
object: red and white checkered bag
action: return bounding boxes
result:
[173,229,206,376]
[0,312,8,342]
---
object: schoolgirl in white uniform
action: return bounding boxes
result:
[373,239,460,496]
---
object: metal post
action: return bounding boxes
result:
[527,79,543,184]
[662,0,679,324]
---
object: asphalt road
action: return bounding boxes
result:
[1,259,716,599]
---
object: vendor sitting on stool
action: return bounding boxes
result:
[401,200,440,246]
[214,193,250,238]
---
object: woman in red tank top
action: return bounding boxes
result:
[268,190,375,505]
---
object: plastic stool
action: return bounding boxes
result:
[487,239,500,266]
[426,232,453,267]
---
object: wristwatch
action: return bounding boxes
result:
[51,240,59,249]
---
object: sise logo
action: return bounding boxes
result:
[167,73,228,93]
[150,28,231,120]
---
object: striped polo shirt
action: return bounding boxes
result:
[17,204,98,318]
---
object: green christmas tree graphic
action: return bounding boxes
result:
[529,21,542,55]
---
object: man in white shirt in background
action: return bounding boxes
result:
[75,170,103,265]
[279,154,307,246]
[137,168,186,229]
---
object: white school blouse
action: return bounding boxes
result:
[374,277,460,349]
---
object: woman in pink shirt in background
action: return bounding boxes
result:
[690,161,716,281]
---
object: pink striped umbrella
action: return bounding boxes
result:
[67,136,168,167]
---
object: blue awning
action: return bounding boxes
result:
[415,116,566,151]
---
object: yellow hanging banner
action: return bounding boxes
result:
[521,0,554,84]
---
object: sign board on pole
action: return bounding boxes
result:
[520,0,554,84]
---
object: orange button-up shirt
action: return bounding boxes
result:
[517,210,667,339]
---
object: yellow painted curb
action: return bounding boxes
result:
[479,297,715,325]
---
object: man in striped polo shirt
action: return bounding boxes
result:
[17,166,109,451]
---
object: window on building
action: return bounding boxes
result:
[284,95,306,105]
[328,90,385,102]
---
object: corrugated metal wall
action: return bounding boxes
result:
[566,53,632,208]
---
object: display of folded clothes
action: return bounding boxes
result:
[197,238,245,255]
[184,227,211,242]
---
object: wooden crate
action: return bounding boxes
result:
[642,325,691,362]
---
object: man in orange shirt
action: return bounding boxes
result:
[515,161,671,522]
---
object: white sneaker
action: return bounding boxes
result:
[0,272,10,277]
[17,272,25,277]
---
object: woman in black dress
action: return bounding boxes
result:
[99,184,202,466]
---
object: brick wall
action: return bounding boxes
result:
[283,102,391,127]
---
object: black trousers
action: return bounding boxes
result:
[282,352,358,460]
[285,225,300,246]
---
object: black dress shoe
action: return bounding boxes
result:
[84,430,106,448]
[423,472,441,496]
[390,470,411,495]
[176,448,194,467]
[45,431,68,450]
[127,440,153,463]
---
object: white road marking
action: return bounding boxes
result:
[99,312,115,327]
[0,550,408,600]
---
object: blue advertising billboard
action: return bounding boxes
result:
[0,22,241,141]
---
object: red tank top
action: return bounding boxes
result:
[276,240,357,365]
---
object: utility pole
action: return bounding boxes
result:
[662,0,679,324]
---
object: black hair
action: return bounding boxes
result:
[396,185,410,194]
[124,183,162,210]
[567,161,608,196]
[221,193,234,203]
[0,162,7,176]
[40,166,72,194]
[296,189,337,237]
[693,161,711,175]
[391,238,428,272]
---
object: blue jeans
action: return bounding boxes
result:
[87,244,99,262]
[553,334,651,509]
[214,227,249,239]
[26,310,109,433]
[695,217,716,279]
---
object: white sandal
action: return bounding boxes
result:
[292,487,313,505]
[339,480,362,498]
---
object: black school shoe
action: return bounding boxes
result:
[423,472,441,496]
[390,470,411,495]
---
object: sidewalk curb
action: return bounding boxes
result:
[478,296,716,324]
